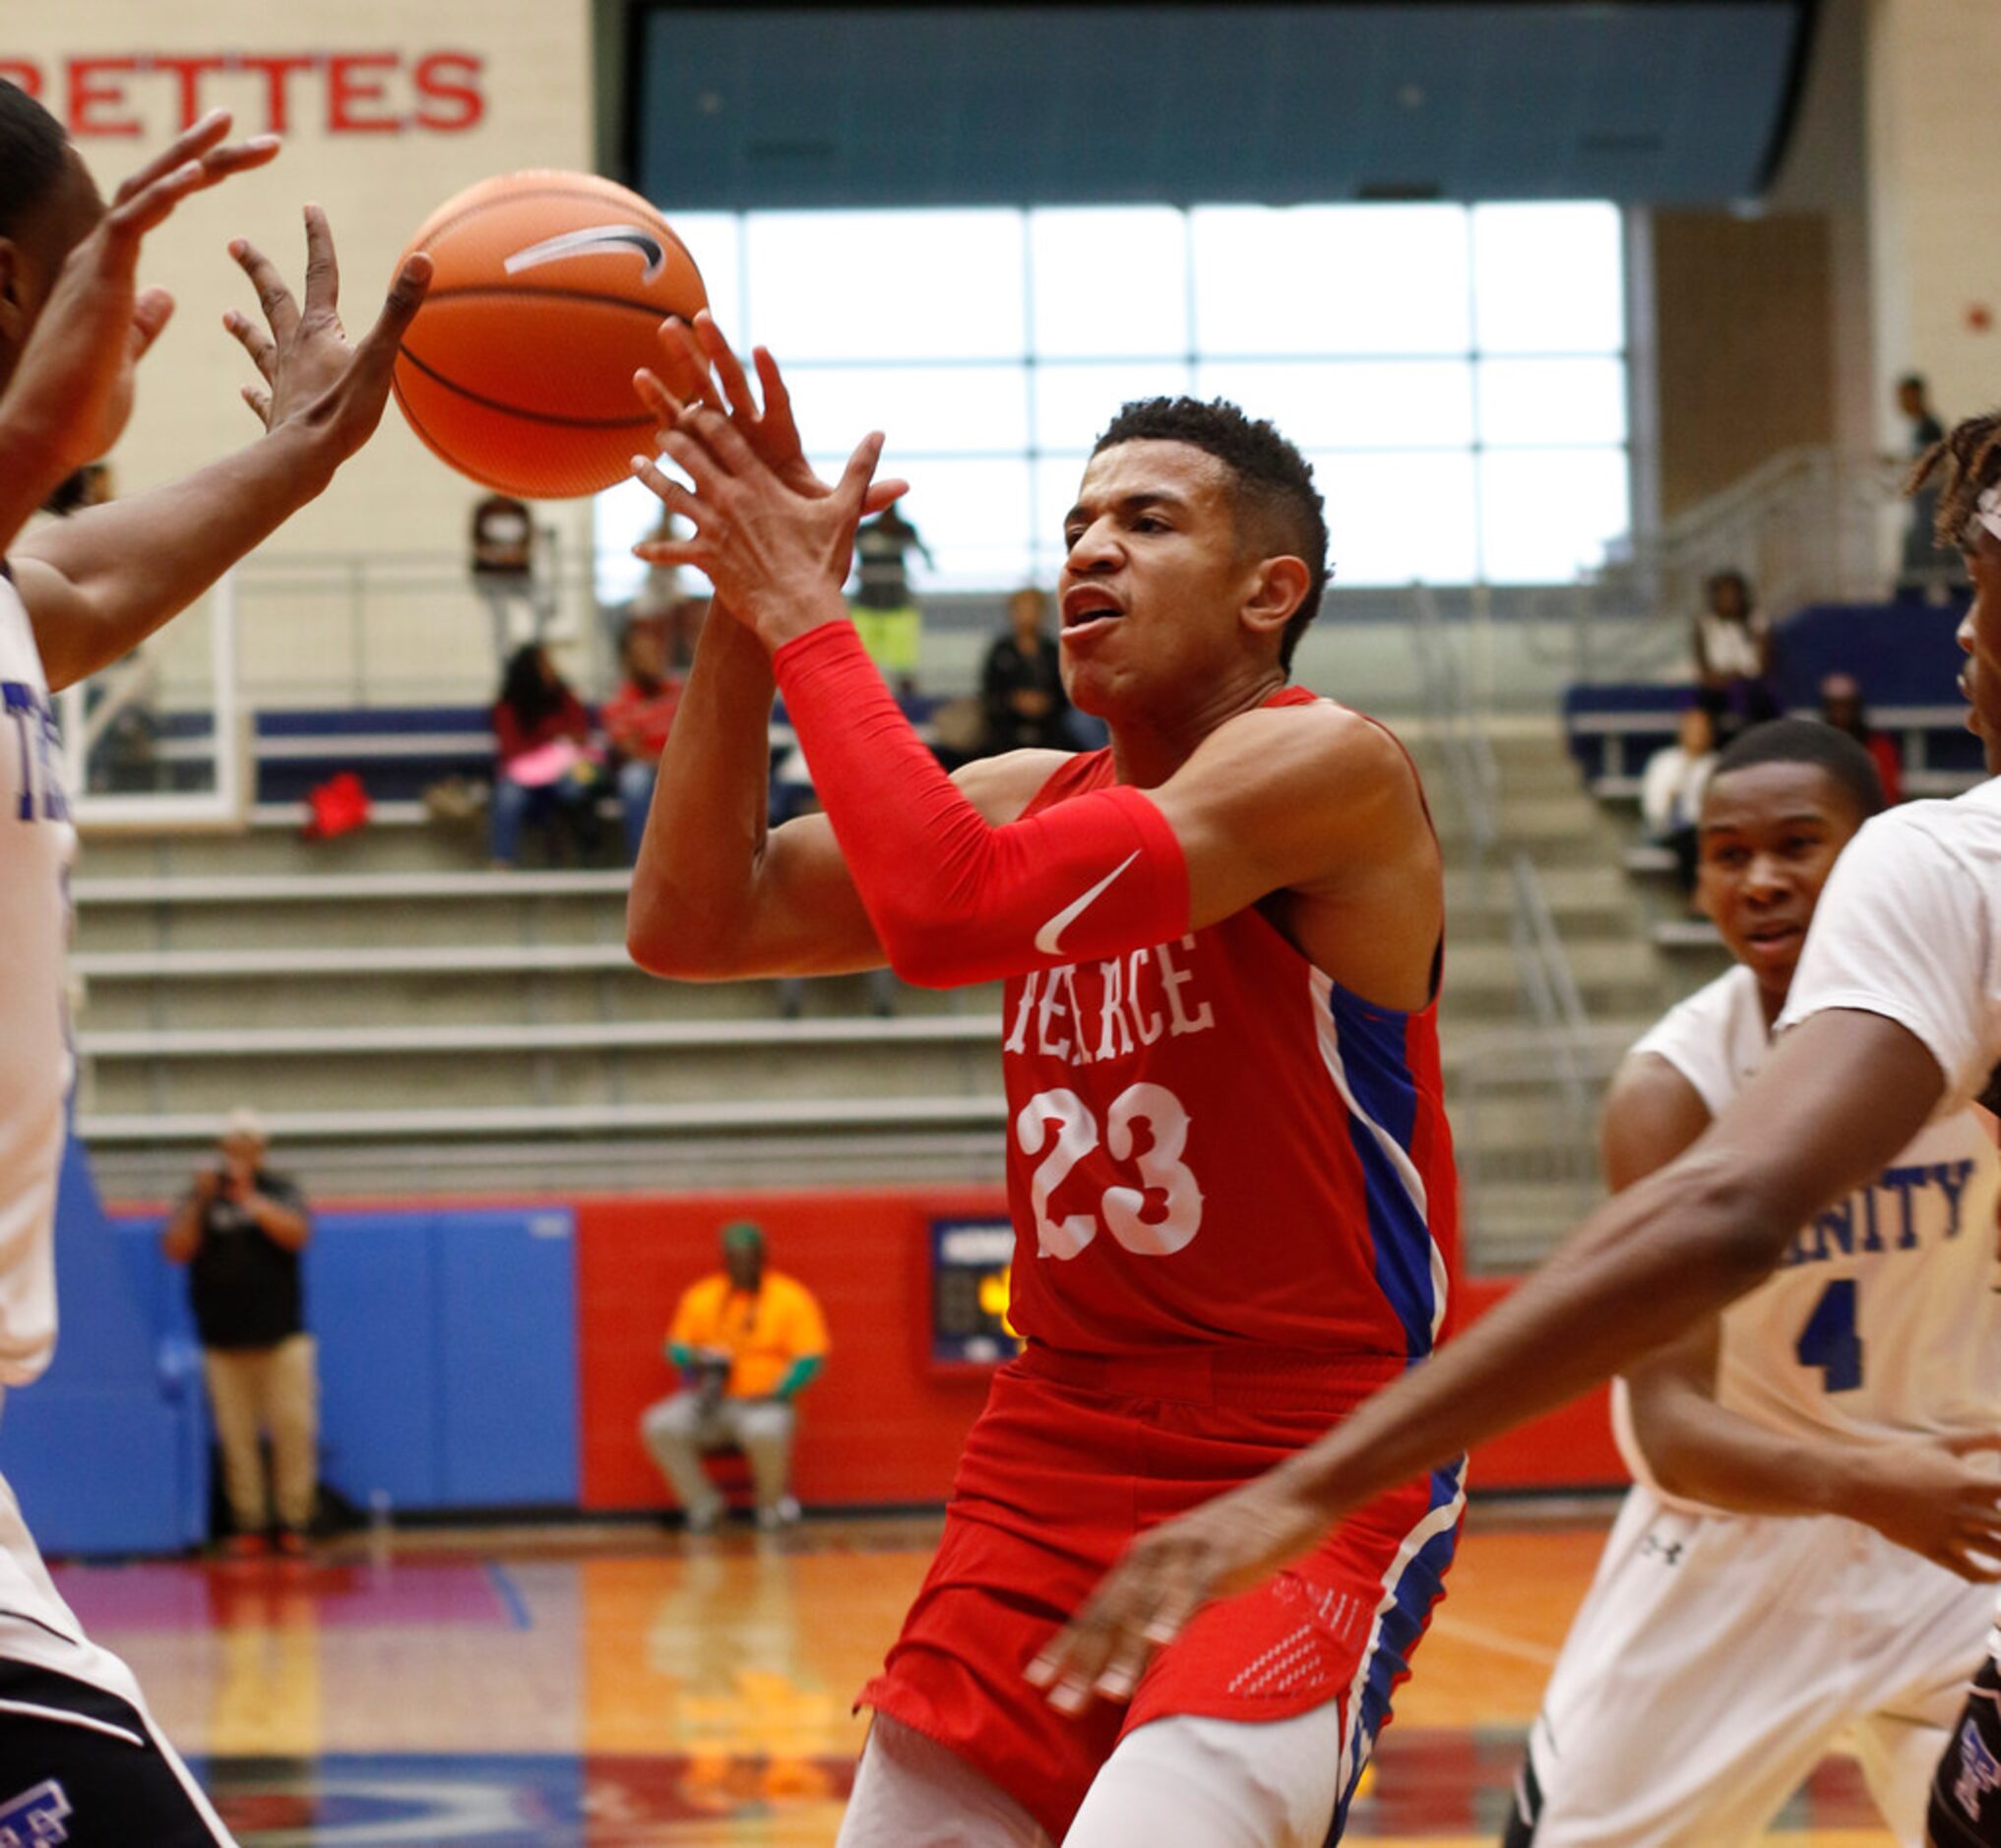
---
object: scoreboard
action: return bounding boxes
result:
[930,1217,1020,1366]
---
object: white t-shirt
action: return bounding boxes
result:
[1613,961,2001,1507]
[0,568,76,1388]
[1776,778,2001,1115]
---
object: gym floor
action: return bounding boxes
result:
[66,1504,1897,1846]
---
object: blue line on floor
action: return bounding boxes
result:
[483,1560,532,1631]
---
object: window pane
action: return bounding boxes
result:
[831,456,1033,592]
[1192,206,1471,356]
[1477,358,1627,446]
[785,365,1029,459]
[1031,208,1189,358]
[1314,452,1478,587]
[1473,204,1624,355]
[1034,362,1194,451]
[747,211,1027,360]
[1195,359,1474,450]
[1478,449,1631,583]
[661,212,743,347]
[1032,454,1092,574]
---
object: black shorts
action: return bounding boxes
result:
[0,1655,231,1846]
[1930,1656,2001,1847]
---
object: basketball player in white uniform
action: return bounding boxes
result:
[1504,719,2001,1847]
[1030,415,2001,1785]
[0,84,427,1840]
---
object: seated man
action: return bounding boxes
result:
[640,1221,828,1531]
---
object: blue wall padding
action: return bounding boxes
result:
[0,1151,579,1555]
[434,1209,579,1507]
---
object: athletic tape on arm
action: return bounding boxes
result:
[773,623,1188,986]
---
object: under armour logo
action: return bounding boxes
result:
[1640,1534,1684,1567]
[0,1779,73,1846]
[503,225,667,282]
[1956,1719,2001,1818]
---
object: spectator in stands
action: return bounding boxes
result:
[1692,569,1778,737]
[979,586,1071,755]
[641,1220,828,1533]
[1895,373,1951,593]
[490,643,601,868]
[160,1110,317,1560]
[469,491,552,656]
[1641,704,1720,897]
[602,622,684,863]
[1817,670,1904,804]
[850,505,933,697]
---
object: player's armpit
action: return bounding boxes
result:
[1148,702,1430,918]
[1599,1054,1714,1195]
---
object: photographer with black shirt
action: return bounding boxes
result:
[161,1109,316,1559]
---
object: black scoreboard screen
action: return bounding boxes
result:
[930,1217,1020,1366]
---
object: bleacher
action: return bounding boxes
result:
[1565,596,1982,955]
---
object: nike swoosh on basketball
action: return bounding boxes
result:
[504,225,667,282]
[1034,851,1142,956]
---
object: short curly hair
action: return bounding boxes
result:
[1092,397,1330,672]
[0,80,69,241]
[1910,410,2001,551]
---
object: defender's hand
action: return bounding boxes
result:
[225,205,431,466]
[1,111,280,493]
[1844,1436,2001,1580]
[1026,1470,1328,1716]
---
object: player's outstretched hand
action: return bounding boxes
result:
[224,205,432,467]
[0,110,279,500]
[1026,1469,1328,1716]
[632,314,907,536]
[629,398,886,648]
[1845,1435,2001,1580]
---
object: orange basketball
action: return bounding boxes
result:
[392,171,706,500]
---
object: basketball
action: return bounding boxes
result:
[390,171,707,501]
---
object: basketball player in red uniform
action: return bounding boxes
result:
[626,315,1462,1845]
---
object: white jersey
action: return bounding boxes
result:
[1778,776,2001,1116]
[1612,961,2001,1503]
[0,565,76,1388]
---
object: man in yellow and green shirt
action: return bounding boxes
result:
[640,1220,829,1531]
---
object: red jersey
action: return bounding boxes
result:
[1000,688,1459,1364]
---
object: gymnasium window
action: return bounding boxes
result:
[594,201,1629,602]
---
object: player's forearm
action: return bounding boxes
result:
[771,622,1186,986]
[1626,1382,1851,1518]
[15,422,336,691]
[0,425,73,560]
[1273,1157,1796,1521]
[627,607,779,974]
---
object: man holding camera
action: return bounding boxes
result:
[161,1109,316,1559]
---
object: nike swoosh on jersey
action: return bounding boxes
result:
[1034,851,1142,957]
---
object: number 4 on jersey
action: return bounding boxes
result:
[1795,1277,1863,1393]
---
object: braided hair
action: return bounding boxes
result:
[1909,411,2001,548]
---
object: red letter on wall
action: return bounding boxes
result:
[68,57,143,137]
[327,52,401,134]
[413,51,484,132]
[0,62,43,100]
[153,56,228,131]
[236,54,316,137]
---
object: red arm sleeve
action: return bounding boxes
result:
[772,622,1188,987]
[492,703,526,766]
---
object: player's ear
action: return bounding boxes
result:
[0,238,26,347]
[1241,555,1311,643]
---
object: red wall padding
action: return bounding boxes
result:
[1458,1275,1629,1492]
[573,1187,1629,1510]
[574,1187,1007,1509]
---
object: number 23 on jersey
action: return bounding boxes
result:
[1016,1083,1205,1260]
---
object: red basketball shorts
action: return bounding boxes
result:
[858,1345,1468,1843]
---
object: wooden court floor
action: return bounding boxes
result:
[55,1505,1899,1846]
